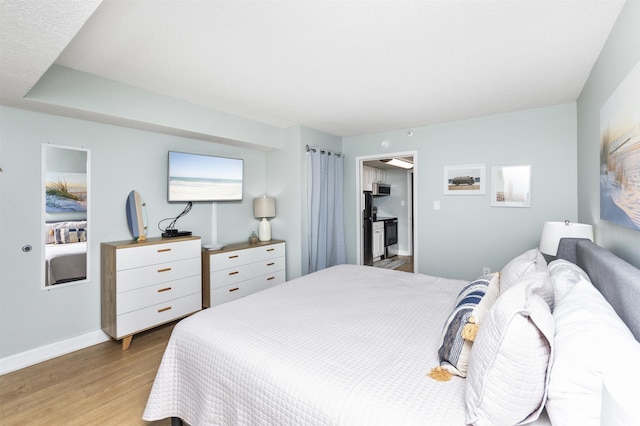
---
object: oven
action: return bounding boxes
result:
[384,218,398,247]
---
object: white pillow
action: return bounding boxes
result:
[500,248,547,293]
[471,272,500,327]
[548,259,591,301]
[545,275,640,426]
[466,272,554,426]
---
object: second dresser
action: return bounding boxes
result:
[202,240,286,307]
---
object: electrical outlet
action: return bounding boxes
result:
[483,267,491,275]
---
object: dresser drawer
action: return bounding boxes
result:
[209,249,254,271]
[116,239,200,270]
[116,275,201,315]
[252,243,285,262]
[252,256,285,277]
[210,281,256,306]
[116,257,201,293]
[116,293,201,338]
[251,269,286,292]
[210,263,253,289]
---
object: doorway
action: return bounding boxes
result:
[356,151,418,272]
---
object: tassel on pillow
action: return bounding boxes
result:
[428,366,452,382]
[462,316,479,342]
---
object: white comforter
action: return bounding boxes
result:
[143,264,469,425]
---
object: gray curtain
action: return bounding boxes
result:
[307,147,346,273]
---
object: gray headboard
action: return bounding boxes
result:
[557,238,640,342]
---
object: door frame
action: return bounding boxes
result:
[355,150,418,272]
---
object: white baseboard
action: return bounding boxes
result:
[0,330,110,375]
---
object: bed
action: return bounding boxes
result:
[45,241,87,285]
[143,238,640,425]
[44,220,87,286]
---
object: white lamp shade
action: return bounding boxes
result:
[254,197,276,218]
[539,221,594,256]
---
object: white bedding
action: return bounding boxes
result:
[144,264,472,425]
[44,242,86,285]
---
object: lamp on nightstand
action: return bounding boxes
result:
[539,220,594,257]
[254,196,276,241]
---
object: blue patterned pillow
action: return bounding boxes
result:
[54,228,86,244]
[437,273,499,377]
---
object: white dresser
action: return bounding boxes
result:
[101,236,202,350]
[202,240,286,307]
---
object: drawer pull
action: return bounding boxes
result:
[157,267,172,273]
[229,271,239,276]
[158,248,172,253]
[267,248,275,252]
[267,276,275,281]
[158,306,172,313]
[157,287,172,293]
[229,287,240,292]
[229,255,239,259]
[267,262,275,266]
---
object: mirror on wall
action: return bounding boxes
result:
[42,144,90,289]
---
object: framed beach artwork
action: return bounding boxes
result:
[45,172,88,213]
[491,165,531,207]
[443,163,486,195]
[599,61,640,232]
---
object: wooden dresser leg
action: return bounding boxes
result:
[122,335,133,350]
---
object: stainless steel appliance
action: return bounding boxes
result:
[362,191,374,266]
[371,182,391,196]
[384,218,398,247]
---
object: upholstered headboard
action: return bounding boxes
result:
[557,238,640,342]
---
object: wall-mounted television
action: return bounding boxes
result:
[168,151,243,202]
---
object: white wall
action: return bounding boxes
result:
[343,103,579,280]
[0,106,269,361]
[577,0,640,268]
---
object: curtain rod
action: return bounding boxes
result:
[305,144,344,158]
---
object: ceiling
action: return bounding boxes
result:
[0,0,626,142]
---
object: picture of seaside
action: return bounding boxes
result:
[491,165,531,207]
[45,172,87,213]
[600,62,640,231]
[169,177,242,201]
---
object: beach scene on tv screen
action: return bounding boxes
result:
[169,152,242,201]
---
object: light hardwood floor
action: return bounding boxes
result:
[1,260,415,425]
[394,255,414,273]
[0,323,177,426]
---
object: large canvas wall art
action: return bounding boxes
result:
[600,61,640,232]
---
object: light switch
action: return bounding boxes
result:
[434,201,441,210]
[401,200,405,206]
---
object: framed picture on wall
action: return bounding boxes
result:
[491,165,531,207]
[443,163,486,195]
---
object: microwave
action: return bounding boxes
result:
[372,182,391,196]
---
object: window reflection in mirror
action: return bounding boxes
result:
[42,144,90,289]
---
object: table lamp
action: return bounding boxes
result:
[539,220,594,256]
[254,196,276,241]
